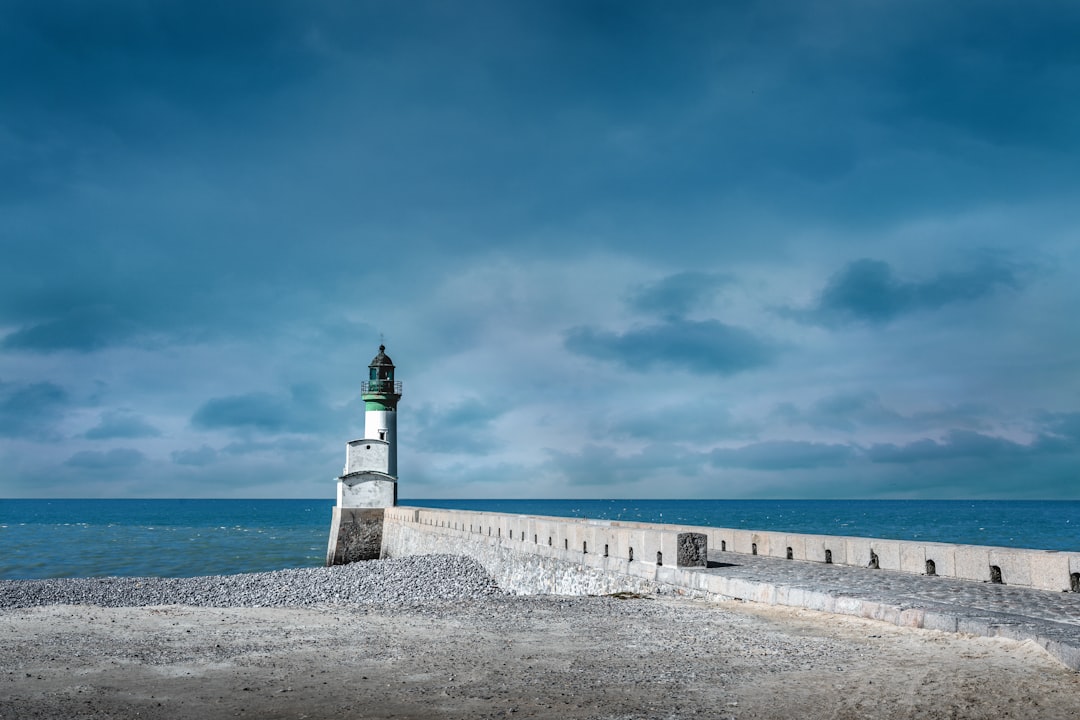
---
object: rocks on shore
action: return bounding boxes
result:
[0,554,504,609]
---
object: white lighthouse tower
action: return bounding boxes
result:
[326,344,403,564]
[361,344,401,479]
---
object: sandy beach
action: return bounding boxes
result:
[3,595,1080,720]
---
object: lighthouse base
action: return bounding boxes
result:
[326,507,385,565]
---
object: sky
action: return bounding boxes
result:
[2,1,1079,500]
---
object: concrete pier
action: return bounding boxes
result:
[381,506,1080,670]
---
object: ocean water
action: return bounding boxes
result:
[1,498,1077,580]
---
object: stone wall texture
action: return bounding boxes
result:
[326,507,385,565]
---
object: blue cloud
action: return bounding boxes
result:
[171,445,218,466]
[1038,412,1080,444]
[1,306,141,353]
[867,430,1026,464]
[610,404,760,443]
[545,443,704,487]
[411,399,507,454]
[874,3,1080,150]
[0,380,69,439]
[628,272,731,317]
[793,258,1020,325]
[65,447,146,469]
[565,318,774,375]
[191,384,338,434]
[221,438,324,456]
[710,441,856,470]
[2,2,1079,500]
[192,393,290,432]
[773,393,992,434]
[85,410,161,439]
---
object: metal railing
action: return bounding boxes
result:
[362,380,403,395]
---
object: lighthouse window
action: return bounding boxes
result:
[379,431,386,441]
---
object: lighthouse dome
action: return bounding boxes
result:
[369,344,394,368]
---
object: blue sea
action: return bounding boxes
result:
[1,498,1077,580]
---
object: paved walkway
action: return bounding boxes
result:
[703,549,1080,670]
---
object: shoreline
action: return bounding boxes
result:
[4,595,1080,719]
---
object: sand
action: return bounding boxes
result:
[2,595,1079,719]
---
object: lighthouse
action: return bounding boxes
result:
[326,344,403,564]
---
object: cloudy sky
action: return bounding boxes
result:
[3,1,1079,499]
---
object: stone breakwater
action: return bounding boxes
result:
[0,555,503,609]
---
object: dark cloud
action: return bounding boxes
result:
[773,393,992,434]
[84,410,160,439]
[2,2,1079,499]
[64,447,146,469]
[0,380,69,439]
[792,258,1021,325]
[628,272,731,318]
[564,318,774,375]
[1038,412,1080,444]
[191,384,338,434]
[772,394,902,433]
[710,441,857,471]
[192,394,291,432]
[0,305,142,353]
[867,430,1027,464]
[0,0,322,138]
[871,3,1080,151]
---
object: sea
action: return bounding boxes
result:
[1,498,1077,580]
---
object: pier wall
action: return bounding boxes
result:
[382,506,1080,594]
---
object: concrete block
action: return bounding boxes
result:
[750,532,773,557]
[585,524,603,550]
[677,532,708,567]
[870,540,901,571]
[535,521,555,548]
[899,543,925,574]
[659,532,679,566]
[954,546,991,582]
[708,529,734,553]
[727,530,751,555]
[922,611,959,633]
[844,539,872,569]
[923,543,956,578]
[820,536,847,565]
[640,530,666,565]
[782,535,806,561]
[802,537,828,563]
[988,549,1032,587]
[619,530,643,563]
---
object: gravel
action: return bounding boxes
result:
[0,554,504,609]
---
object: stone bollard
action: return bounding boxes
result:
[677,532,708,568]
